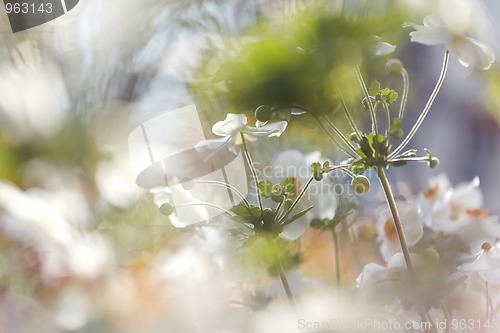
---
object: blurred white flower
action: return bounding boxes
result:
[457,241,500,284]
[271,150,337,240]
[96,154,145,209]
[0,182,114,281]
[150,186,210,228]
[404,14,495,69]
[356,252,415,289]
[376,201,423,262]
[0,62,69,143]
[418,175,500,244]
[196,113,287,155]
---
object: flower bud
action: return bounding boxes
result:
[428,157,439,169]
[386,59,403,75]
[160,203,175,216]
[351,175,370,194]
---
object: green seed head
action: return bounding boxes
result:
[159,203,175,216]
[351,175,370,194]
[428,157,439,169]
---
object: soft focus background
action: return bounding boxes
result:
[0,0,500,332]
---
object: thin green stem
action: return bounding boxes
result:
[193,180,250,207]
[277,176,314,225]
[240,132,263,211]
[390,51,449,159]
[377,167,436,333]
[310,114,357,158]
[380,98,391,137]
[398,68,409,121]
[332,225,341,294]
[176,202,235,217]
[354,65,378,134]
[269,239,296,310]
[326,165,357,179]
[337,89,363,139]
[388,156,430,163]
[377,168,415,274]
[323,116,359,155]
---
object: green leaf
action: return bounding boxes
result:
[281,206,314,227]
[311,162,322,174]
[352,162,366,174]
[258,180,273,199]
[283,177,297,194]
[230,203,261,219]
[388,90,398,104]
[380,87,390,96]
[323,161,330,170]
[368,80,380,97]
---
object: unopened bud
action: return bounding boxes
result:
[160,203,175,216]
[386,59,403,75]
[351,175,371,194]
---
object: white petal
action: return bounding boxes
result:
[448,36,495,70]
[423,15,444,29]
[372,42,396,57]
[409,27,452,46]
[212,113,247,136]
[243,121,288,138]
[356,263,385,288]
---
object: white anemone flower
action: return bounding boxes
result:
[196,113,287,155]
[150,186,210,228]
[356,252,417,289]
[404,15,495,70]
[457,241,500,284]
[376,201,423,262]
[418,175,500,244]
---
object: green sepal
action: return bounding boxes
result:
[368,80,381,97]
[281,205,314,227]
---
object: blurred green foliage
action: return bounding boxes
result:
[194,5,406,117]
